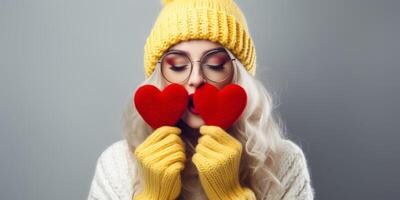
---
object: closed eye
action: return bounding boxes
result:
[206,64,225,71]
[170,65,189,72]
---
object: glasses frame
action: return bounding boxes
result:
[157,47,236,84]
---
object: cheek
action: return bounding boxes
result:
[217,72,234,89]
[215,78,233,89]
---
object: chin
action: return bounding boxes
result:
[182,110,205,129]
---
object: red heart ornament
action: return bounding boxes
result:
[133,83,188,129]
[193,83,247,129]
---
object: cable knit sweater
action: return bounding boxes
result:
[87,139,315,200]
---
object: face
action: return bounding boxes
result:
[160,40,234,129]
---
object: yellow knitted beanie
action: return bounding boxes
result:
[143,0,257,78]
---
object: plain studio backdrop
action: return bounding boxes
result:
[1,0,399,199]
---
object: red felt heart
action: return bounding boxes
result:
[133,83,188,129]
[193,83,247,129]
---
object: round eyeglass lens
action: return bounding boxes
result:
[161,53,192,83]
[202,51,233,82]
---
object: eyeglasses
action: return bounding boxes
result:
[158,47,236,84]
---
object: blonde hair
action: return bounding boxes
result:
[122,48,287,199]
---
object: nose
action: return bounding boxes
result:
[186,62,206,92]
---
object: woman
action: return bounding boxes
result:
[88,0,315,199]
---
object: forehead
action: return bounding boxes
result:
[168,39,224,58]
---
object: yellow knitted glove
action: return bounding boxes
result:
[192,125,256,200]
[133,126,186,200]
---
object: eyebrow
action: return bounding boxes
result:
[164,47,226,58]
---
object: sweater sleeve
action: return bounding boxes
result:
[87,140,136,200]
[268,140,315,200]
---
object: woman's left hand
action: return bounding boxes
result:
[192,125,256,200]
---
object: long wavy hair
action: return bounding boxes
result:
[122,47,288,199]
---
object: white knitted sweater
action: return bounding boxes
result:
[87,139,315,200]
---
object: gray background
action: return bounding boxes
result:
[1,0,399,199]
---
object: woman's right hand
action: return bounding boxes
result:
[133,126,186,200]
